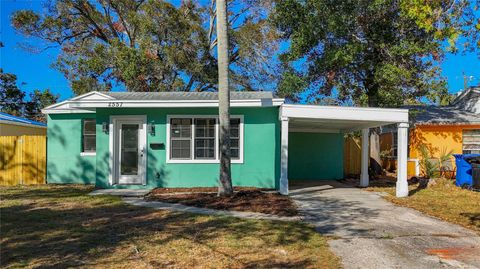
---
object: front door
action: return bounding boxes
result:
[113,117,146,185]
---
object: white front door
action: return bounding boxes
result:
[112,117,146,185]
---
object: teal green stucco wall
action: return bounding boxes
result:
[47,113,96,184]
[92,107,280,189]
[288,132,344,180]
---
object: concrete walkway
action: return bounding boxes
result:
[290,181,480,269]
[89,189,151,197]
[122,197,301,222]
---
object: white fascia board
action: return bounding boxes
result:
[281,104,409,124]
[70,91,115,101]
[42,109,96,114]
[67,98,285,108]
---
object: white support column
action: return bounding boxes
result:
[360,128,370,187]
[280,117,289,195]
[396,122,409,197]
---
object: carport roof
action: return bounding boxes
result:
[280,104,409,132]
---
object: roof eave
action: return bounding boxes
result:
[42,98,285,114]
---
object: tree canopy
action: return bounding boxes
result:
[12,0,278,95]
[271,0,479,107]
[0,69,59,122]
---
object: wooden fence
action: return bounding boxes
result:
[0,135,46,185]
[344,136,362,177]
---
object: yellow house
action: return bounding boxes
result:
[0,112,47,136]
[380,87,480,178]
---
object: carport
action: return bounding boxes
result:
[279,104,409,197]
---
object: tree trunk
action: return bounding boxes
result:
[365,72,383,176]
[216,0,233,196]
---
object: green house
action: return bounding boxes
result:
[42,91,410,196]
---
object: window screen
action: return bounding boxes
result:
[194,118,216,159]
[230,118,241,159]
[82,119,96,152]
[170,118,192,159]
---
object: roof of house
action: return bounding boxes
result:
[405,105,480,125]
[99,91,275,100]
[0,112,47,128]
[43,91,284,114]
[451,86,480,113]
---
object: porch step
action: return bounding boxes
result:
[88,189,151,197]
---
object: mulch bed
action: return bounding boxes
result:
[147,189,298,217]
[150,186,273,194]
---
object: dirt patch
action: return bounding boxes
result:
[147,190,298,217]
[150,186,274,194]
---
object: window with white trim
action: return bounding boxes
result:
[230,118,241,159]
[168,116,243,162]
[82,119,96,153]
[170,118,192,159]
[463,129,480,154]
[194,118,216,159]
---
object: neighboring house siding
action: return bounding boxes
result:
[288,132,344,180]
[47,114,97,184]
[0,123,46,136]
[92,107,280,189]
[409,125,480,159]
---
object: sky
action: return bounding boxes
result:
[1,0,479,102]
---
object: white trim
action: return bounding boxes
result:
[42,109,96,114]
[42,98,285,114]
[166,115,244,164]
[279,117,289,195]
[281,104,409,126]
[0,120,47,129]
[396,123,409,197]
[80,152,96,157]
[70,91,115,101]
[109,115,147,186]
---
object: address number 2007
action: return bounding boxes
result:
[108,102,123,107]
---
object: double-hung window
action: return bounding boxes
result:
[230,118,241,159]
[170,118,192,159]
[82,119,96,154]
[168,116,243,163]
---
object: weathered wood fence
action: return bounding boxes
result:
[344,136,362,177]
[0,135,46,185]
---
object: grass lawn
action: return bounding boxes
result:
[366,178,480,233]
[0,185,341,268]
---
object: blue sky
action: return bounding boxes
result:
[1,0,479,102]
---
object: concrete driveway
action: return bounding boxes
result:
[290,181,480,269]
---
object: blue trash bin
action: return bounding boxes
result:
[453,154,480,187]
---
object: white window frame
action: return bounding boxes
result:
[166,115,244,164]
[81,118,97,156]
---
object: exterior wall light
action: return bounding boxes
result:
[102,122,109,133]
[148,121,155,135]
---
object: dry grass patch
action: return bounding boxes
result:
[366,178,480,233]
[0,185,340,268]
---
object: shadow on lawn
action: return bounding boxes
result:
[1,186,323,268]
[460,213,480,230]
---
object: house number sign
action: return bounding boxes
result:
[108,102,123,107]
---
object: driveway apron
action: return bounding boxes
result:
[290,181,480,269]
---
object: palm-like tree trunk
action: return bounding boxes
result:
[216,0,233,196]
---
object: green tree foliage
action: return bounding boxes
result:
[0,69,25,116]
[271,0,478,107]
[0,69,59,122]
[401,0,480,52]
[11,0,278,95]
